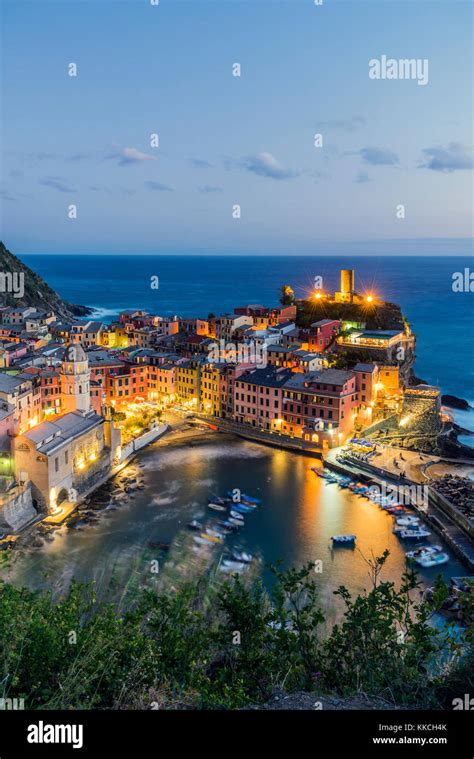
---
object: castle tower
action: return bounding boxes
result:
[340,269,354,298]
[335,269,355,303]
[60,343,91,414]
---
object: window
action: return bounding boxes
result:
[54,457,59,472]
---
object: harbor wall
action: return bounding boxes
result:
[119,423,169,464]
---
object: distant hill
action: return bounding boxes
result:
[0,242,91,319]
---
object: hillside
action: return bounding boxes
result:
[0,242,91,319]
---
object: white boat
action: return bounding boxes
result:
[406,545,442,561]
[220,560,245,573]
[416,552,449,568]
[205,528,225,540]
[208,502,226,512]
[232,551,253,563]
[331,534,356,545]
[229,509,245,522]
[397,529,431,539]
[395,516,419,527]
[228,516,244,527]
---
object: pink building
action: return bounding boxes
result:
[308,319,341,352]
[233,367,293,431]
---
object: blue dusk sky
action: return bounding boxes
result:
[0,0,473,255]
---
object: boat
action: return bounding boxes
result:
[193,535,214,546]
[397,528,431,539]
[229,503,254,514]
[406,545,442,561]
[212,523,233,536]
[205,528,226,540]
[232,550,253,563]
[220,561,245,573]
[311,467,329,477]
[229,510,245,522]
[227,491,260,504]
[395,516,420,527]
[199,532,223,544]
[228,516,244,527]
[416,552,449,568]
[331,534,356,545]
[210,496,228,506]
[208,502,227,512]
[188,519,203,531]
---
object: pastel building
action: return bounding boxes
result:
[233,367,293,431]
[282,369,358,446]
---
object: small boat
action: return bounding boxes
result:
[212,523,233,536]
[416,552,449,568]
[395,516,419,527]
[188,519,203,531]
[311,467,329,478]
[199,532,223,544]
[228,516,244,527]
[397,529,431,540]
[210,496,228,506]
[208,502,227,512]
[220,561,245,573]
[193,535,214,546]
[218,520,238,531]
[229,509,245,521]
[331,534,356,545]
[227,491,260,504]
[232,550,253,563]
[205,528,226,540]
[406,545,442,561]
[230,503,254,514]
[239,499,258,509]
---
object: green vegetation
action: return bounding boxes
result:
[279,284,295,306]
[0,552,471,710]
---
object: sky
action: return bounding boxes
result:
[0,0,473,255]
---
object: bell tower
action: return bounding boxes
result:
[60,343,91,414]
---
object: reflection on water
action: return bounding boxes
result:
[1,437,466,620]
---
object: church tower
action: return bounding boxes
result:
[60,343,91,414]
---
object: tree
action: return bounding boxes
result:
[279,284,295,306]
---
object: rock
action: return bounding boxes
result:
[442,394,472,411]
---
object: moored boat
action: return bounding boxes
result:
[229,510,245,522]
[406,544,442,561]
[188,519,203,531]
[396,528,431,539]
[331,534,356,545]
[208,502,227,512]
[416,552,449,568]
[232,550,253,563]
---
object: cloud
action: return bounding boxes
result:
[197,185,223,193]
[145,180,173,192]
[39,176,75,193]
[0,189,17,202]
[190,158,214,169]
[354,170,372,183]
[316,115,366,132]
[239,152,299,180]
[360,147,399,166]
[106,146,156,166]
[419,142,473,172]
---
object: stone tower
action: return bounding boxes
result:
[60,343,91,414]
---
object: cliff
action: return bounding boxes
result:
[0,242,91,319]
